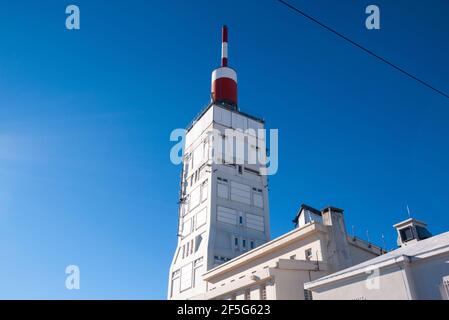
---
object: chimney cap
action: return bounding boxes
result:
[393,217,427,229]
[321,206,344,214]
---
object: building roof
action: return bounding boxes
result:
[292,204,344,225]
[292,204,321,224]
[186,102,265,132]
[305,231,449,288]
[203,222,327,280]
[393,217,428,228]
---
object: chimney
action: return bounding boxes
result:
[321,206,352,271]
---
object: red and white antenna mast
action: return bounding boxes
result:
[221,25,228,67]
[211,25,238,108]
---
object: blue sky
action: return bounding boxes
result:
[0,0,448,299]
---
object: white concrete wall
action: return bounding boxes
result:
[311,264,411,300]
[348,242,381,265]
[271,268,327,300]
[410,253,449,299]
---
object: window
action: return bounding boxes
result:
[252,189,264,208]
[171,270,181,297]
[195,233,204,253]
[190,239,194,255]
[305,249,313,261]
[245,289,251,300]
[217,206,237,225]
[231,181,251,205]
[246,213,265,232]
[250,240,255,249]
[290,255,296,260]
[202,139,209,161]
[196,207,207,229]
[244,167,259,175]
[400,227,415,242]
[242,239,246,249]
[260,284,267,300]
[238,165,243,174]
[190,186,201,210]
[304,289,313,300]
[182,245,185,259]
[234,236,239,249]
[214,256,230,265]
[180,263,193,292]
[186,241,190,257]
[239,214,244,225]
[416,225,432,240]
[182,219,192,237]
[217,181,229,199]
[193,257,203,289]
[201,180,208,202]
[184,154,191,176]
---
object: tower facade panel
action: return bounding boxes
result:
[168,105,270,300]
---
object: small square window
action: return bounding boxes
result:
[305,249,313,261]
[400,227,415,242]
[250,240,255,249]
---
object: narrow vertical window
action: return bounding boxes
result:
[245,289,251,300]
[304,289,313,300]
[260,284,267,300]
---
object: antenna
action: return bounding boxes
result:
[221,25,228,67]
[406,205,412,218]
[381,233,386,253]
[366,230,370,243]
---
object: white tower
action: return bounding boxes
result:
[168,26,271,300]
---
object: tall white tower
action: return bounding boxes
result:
[168,26,271,300]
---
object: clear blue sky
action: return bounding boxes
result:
[0,0,448,299]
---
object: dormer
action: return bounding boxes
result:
[293,204,323,228]
[394,218,432,247]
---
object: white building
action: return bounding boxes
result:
[305,218,449,300]
[199,205,383,300]
[168,26,271,300]
[167,26,385,300]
